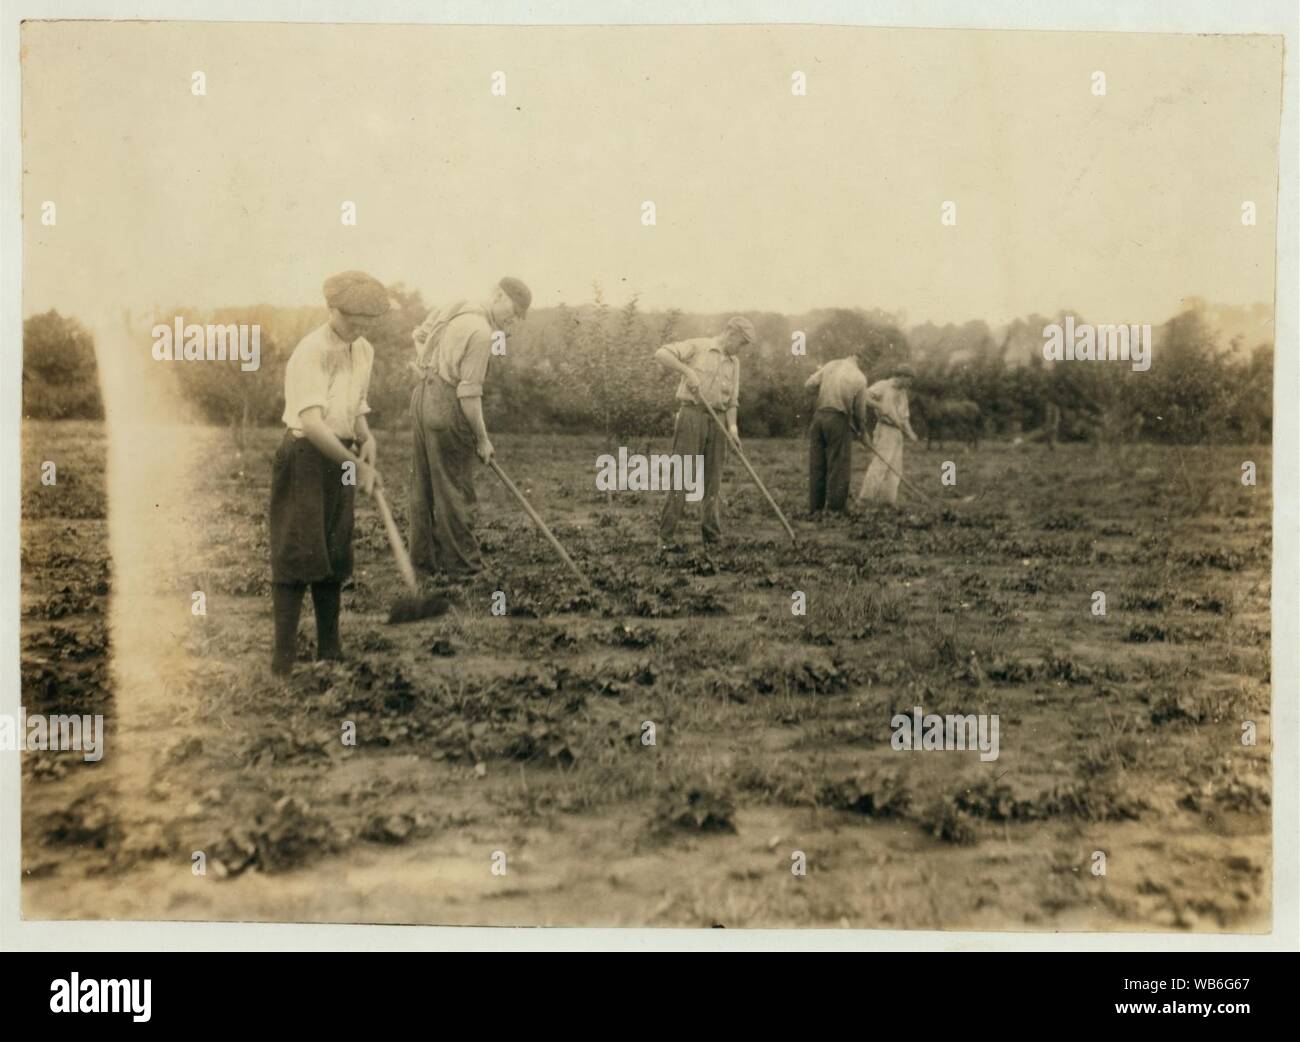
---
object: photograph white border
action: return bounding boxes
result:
[2,0,1295,952]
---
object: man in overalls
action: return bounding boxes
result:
[407,277,531,580]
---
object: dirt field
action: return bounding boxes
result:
[20,420,1272,929]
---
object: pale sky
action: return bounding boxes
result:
[22,22,1283,326]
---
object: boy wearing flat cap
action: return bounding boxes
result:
[408,276,531,579]
[654,315,755,547]
[269,270,389,676]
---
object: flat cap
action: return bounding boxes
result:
[891,363,916,380]
[725,316,757,343]
[499,276,532,319]
[323,271,391,316]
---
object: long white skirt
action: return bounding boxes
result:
[858,424,904,505]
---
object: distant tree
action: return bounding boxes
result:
[746,311,792,362]
[362,283,427,430]
[1239,343,1273,442]
[1138,310,1233,443]
[166,286,426,439]
[167,304,288,443]
[744,354,809,436]
[557,288,673,452]
[22,310,102,419]
[807,308,909,377]
[810,309,875,367]
[32,292,1268,450]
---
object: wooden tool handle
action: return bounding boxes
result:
[489,458,594,591]
[373,487,419,594]
[860,433,933,505]
[695,395,797,545]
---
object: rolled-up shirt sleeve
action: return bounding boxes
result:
[852,386,868,430]
[662,339,698,365]
[456,328,492,399]
[729,360,740,408]
[284,344,329,424]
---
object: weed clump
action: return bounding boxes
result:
[820,769,911,817]
[653,786,737,835]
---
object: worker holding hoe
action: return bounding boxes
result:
[269,270,389,677]
[407,277,532,581]
[654,316,756,549]
[804,349,870,514]
[858,364,920,507]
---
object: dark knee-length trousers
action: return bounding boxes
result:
[269,432,356,669]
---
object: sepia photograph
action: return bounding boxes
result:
[7,9,1291,943]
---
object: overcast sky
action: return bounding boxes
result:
[22,22,1283,327]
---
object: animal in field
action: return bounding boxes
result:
[1022,401,1062,449]
[917,397,984,450]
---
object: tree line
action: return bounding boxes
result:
[22,289,1273,445]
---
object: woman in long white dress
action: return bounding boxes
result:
[858,365,919,507]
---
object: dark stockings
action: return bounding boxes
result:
[271,581,342,675]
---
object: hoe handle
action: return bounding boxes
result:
[374,487,420,595]
[489,458,594,592]
[696,395,797,545]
